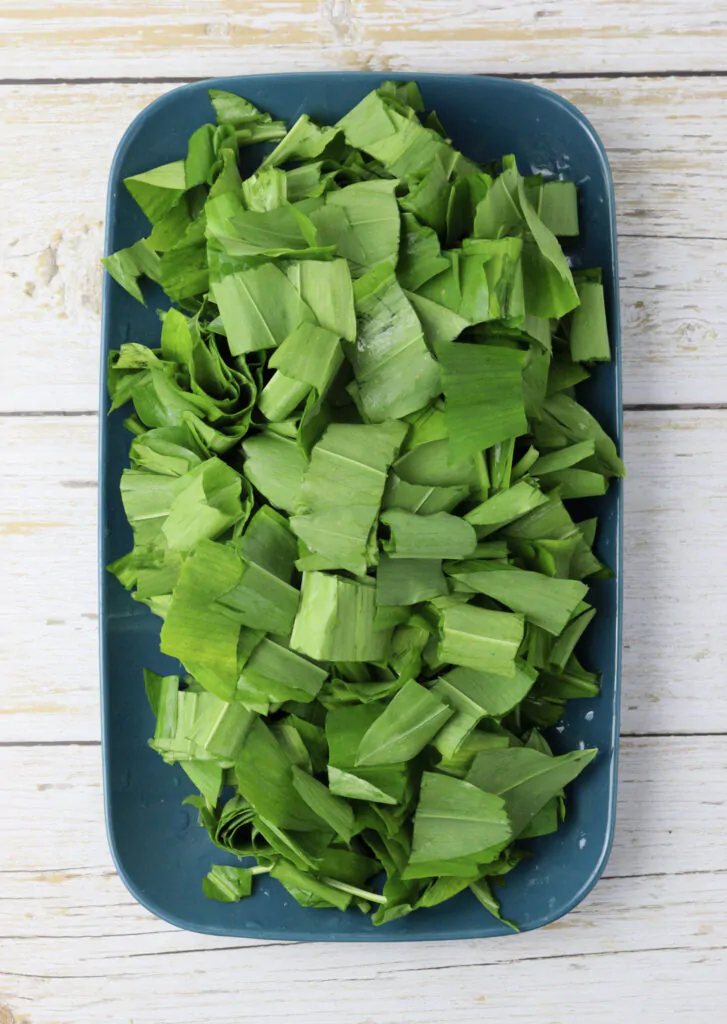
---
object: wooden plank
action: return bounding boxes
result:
[1,409,726,742]
[1,0,725,77]
[3,948,724,1024]
[1,77,725,412]
[0,738,724,1023]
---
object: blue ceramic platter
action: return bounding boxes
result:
[100,72,623,941]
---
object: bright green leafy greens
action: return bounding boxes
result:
[105,82,622,929]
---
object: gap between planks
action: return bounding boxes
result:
[3,70,727,86]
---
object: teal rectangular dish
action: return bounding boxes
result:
[99,71,622,941]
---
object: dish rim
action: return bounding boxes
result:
[99,70,623,941]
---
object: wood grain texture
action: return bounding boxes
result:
[1,0,726,77]
[1,409,726,742]
[1,76,725,412]
[0,740,724,1024]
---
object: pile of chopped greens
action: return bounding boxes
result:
[105,81,624,928]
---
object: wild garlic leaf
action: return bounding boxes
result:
[355,680,452,766]
[466,746,597,837]
[436,604,525,675]
[435,342,527,463]
[408,772,512,866]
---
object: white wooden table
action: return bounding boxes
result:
[1,4,726,1021]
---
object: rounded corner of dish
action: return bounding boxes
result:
[101,817,211,937]
[524,811,618,936]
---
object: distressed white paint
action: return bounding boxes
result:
[1,0,726,77]
[0,741,725,1024]
[1,77,726,411]
[1,410,726,742]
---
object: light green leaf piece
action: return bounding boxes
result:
[488,437,516,492]
[184,124,216,188]
[405,290,470,346]
[452,566,587,636]
[124,160,187,224]
[539,179,579,237]
[376,555,448,607]
[382,474,469,516]
[472,159,579,319]
[235,718,328,832]
[270,859,351,912]
[355,680,452,766]
[522,340,551,421]
[257,372,311,423]
[155,247,208,305]
[434,341,527,464]
[286,258,357,341]
[208,147,244,200]
[337,87,476,180]
[518,175,580,319]
[326,704,409,805]
[237,637,327,705]
[469,877,518,931]
[293,507,382,575]
[148,671,180,740]
[549,606,596,672]
[217,551,300,636]
[189,694,257,762]
[269,323,343,389]
[211,264,315,355]
[161,457,245,552]
[415,242,525,327]
[321,179,401,276]
[241,167,288,212]
[466,746,597,837]
[397,212,450,292]
[327,764,406,805]
[502,495,603,581]
[202,864,255,903]
[436,661,537,719]
[400,153,452,234]
[181,760,224,806]
[540,468,608,498]
[436,604,524,675]
[209,89,285,133]
[536,392,625,478]
[511,445,540,482]
[569,271,611,363]
[206,199,329,259]
[237,505,298,583]
[290,572,393,663]
[291,765,357,843]
[102,239,161,304]
[160,540,244,700]
[260,114,339,169]
[350,264,441,422]
[380,509,477,560]
[464,478,549,537]
[394,438,486,493]
[446,172,492,247]
[531,439,596,476]
[415,875,471,910]
[473,162,522,240]
[458,238,525,322]
[242,432,308,514]
[408,772,512,865]
[291,420,407,574]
